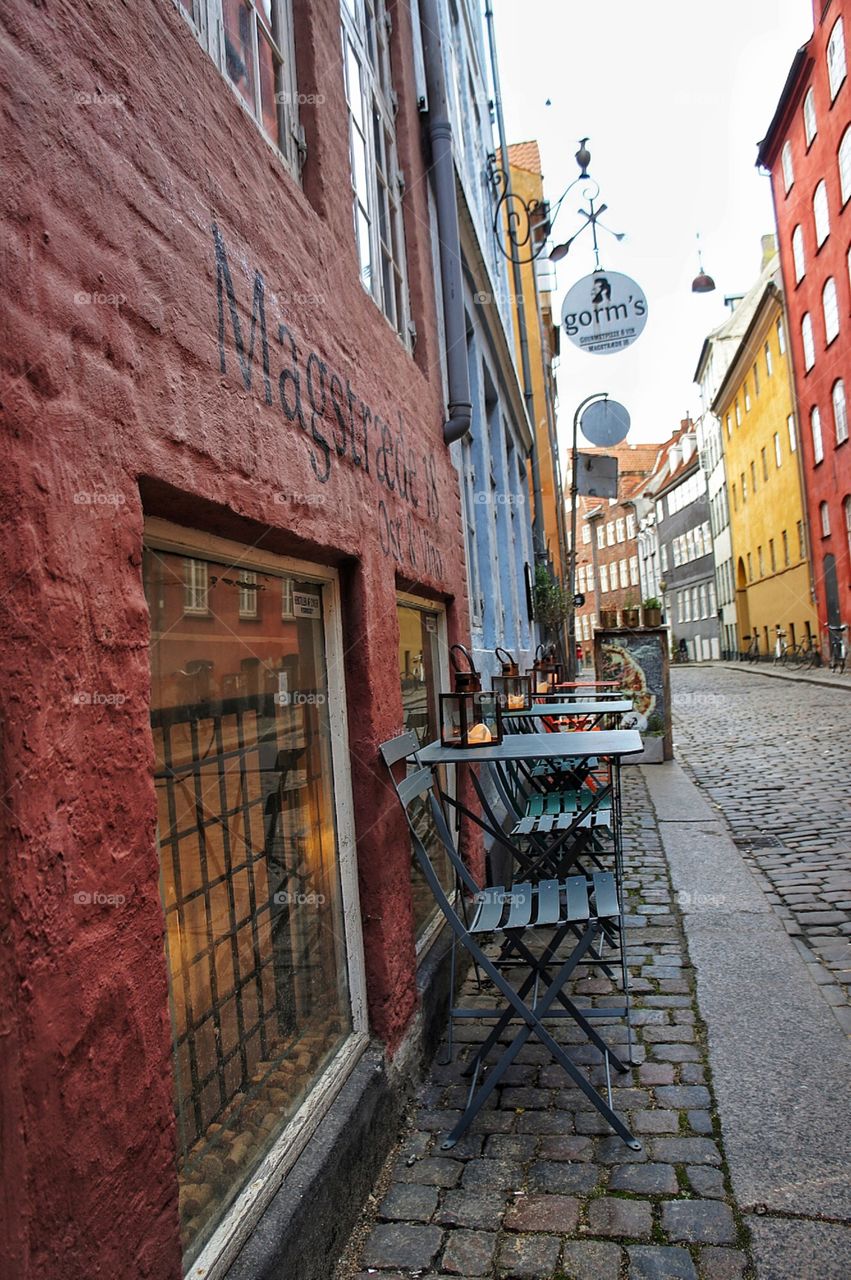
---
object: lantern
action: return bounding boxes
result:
[440,645,503,747]
[527,643,565,695]
[491,646,533,711]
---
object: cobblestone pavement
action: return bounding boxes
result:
[337,771,753,1280]
[671,665,851,1033]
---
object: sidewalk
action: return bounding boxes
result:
[719,659,851,691]
[335,764,851,1280]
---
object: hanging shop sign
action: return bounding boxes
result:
[561,271,648,355]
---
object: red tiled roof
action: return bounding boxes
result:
[506,140,542,174]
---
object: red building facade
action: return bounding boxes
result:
[758,0,851,642]
[0,3,475,1279]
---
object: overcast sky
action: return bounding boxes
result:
[492,0,815,448]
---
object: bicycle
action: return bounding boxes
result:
[741,633,760,662]
[827,623,848,674]
[775,628,821,669]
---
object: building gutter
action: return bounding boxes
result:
[419,0,472,445]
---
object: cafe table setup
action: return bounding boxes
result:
[380,645,646,1154]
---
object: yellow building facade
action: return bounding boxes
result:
[712,268,818,656]
[502,142,565,577]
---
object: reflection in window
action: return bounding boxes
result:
[397,602,452,937]
[145,545,351,1265]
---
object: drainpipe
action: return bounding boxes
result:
[420,0,472,445]
[484,2,546,561]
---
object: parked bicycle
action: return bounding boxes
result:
[773,627,821,669]
[827,623,848,674]
[741,633,760,662]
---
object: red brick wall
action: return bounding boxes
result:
[0,3,470,1276]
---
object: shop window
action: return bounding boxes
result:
[178,1,302,173]
[341,0,411,343]
[145,536,357,1266]
[396,599,453,939]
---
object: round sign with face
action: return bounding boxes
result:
[561,271,648,355]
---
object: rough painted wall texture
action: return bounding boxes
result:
[0,1,473,1276]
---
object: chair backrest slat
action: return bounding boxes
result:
[396,766,434,808]
[380,730,421,767]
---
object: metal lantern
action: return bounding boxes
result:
[527,643,565,695]
[440,645,502,747]
[491,646,533,712]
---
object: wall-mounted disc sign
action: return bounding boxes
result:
[580,398,631,447]
[562,271,648,355]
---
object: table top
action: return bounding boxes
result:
[502,700,632,717]
[419,729,643,764]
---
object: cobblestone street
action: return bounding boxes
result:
[672,665,851,1033]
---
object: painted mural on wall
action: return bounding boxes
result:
[598,633,667,736]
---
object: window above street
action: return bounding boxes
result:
[803,87,818,146]
[823,277,840,344]
[792,225,806,282]
[833,379,848,444]
[813,180,830,247]
[802,312,815,370]
[781,140,794,192]
[828,16,847,101]
[178,1,303,175]
[812,405,824,463]
[839,127,851,206]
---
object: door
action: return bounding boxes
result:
[824,554,841,630]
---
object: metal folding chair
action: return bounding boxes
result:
[380,734,640,1152]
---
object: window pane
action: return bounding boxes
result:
[828,17,846,100]
[802,314,815,370]
[823,278,839,343]
[792,226,805,282]
[814,181,830,246]
[145,546,352,1265]
[803,87,817,145]
[833,380,848,443]
[223,1,256,111]
[812,406,824,463]
[840,128,851,205]
[782,141,794,192]
[258,30,283,146]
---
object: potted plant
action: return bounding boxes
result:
[532,563,568,631]
[641,597,662,627]
[598,606,619,628]
[622,597,641,628]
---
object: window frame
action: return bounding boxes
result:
[803,86,818,146]
[828,16,847,102]
[833,379,849,444]
[823,276,840,344]
[341,0,412,345]
[820,501,831,537]
[781,139,795,193]
[177,0,303,175]
[812,404,824,464]
[792,225,806,283]
[839,126,851,207]
[813,180,831,248]
[801,312,816,370]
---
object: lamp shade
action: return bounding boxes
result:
[691,271,716,294]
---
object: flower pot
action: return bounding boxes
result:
[599,609,619,629]
[621,608,641,629]
[641,607,662,627]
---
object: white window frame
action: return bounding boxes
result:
[177,0,303,175]
[823,277,840,343]
[833,379,849,444]
[814,180,830,247]
[341,0,411,344]
[803,86,818,146]
[777,317,786,354]
[606,521,615,546]
[820,501,831,537]
[597,524,605,550]
[615,517,625,543]
[582,524,591,544]
[774,431,782,468]
[626,513,636,539]
[599,562,609,594]
[147,518,368,1280]
[183,557,210,614]
[812,405,824,464]
[781,139,795,193]
[792,225,806,282]
[802,312,815,370]
[765,340,773,377]
[839,127,851,206]
[238,568,259,618]
[828,17,847,101]
[788,413,797,452]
